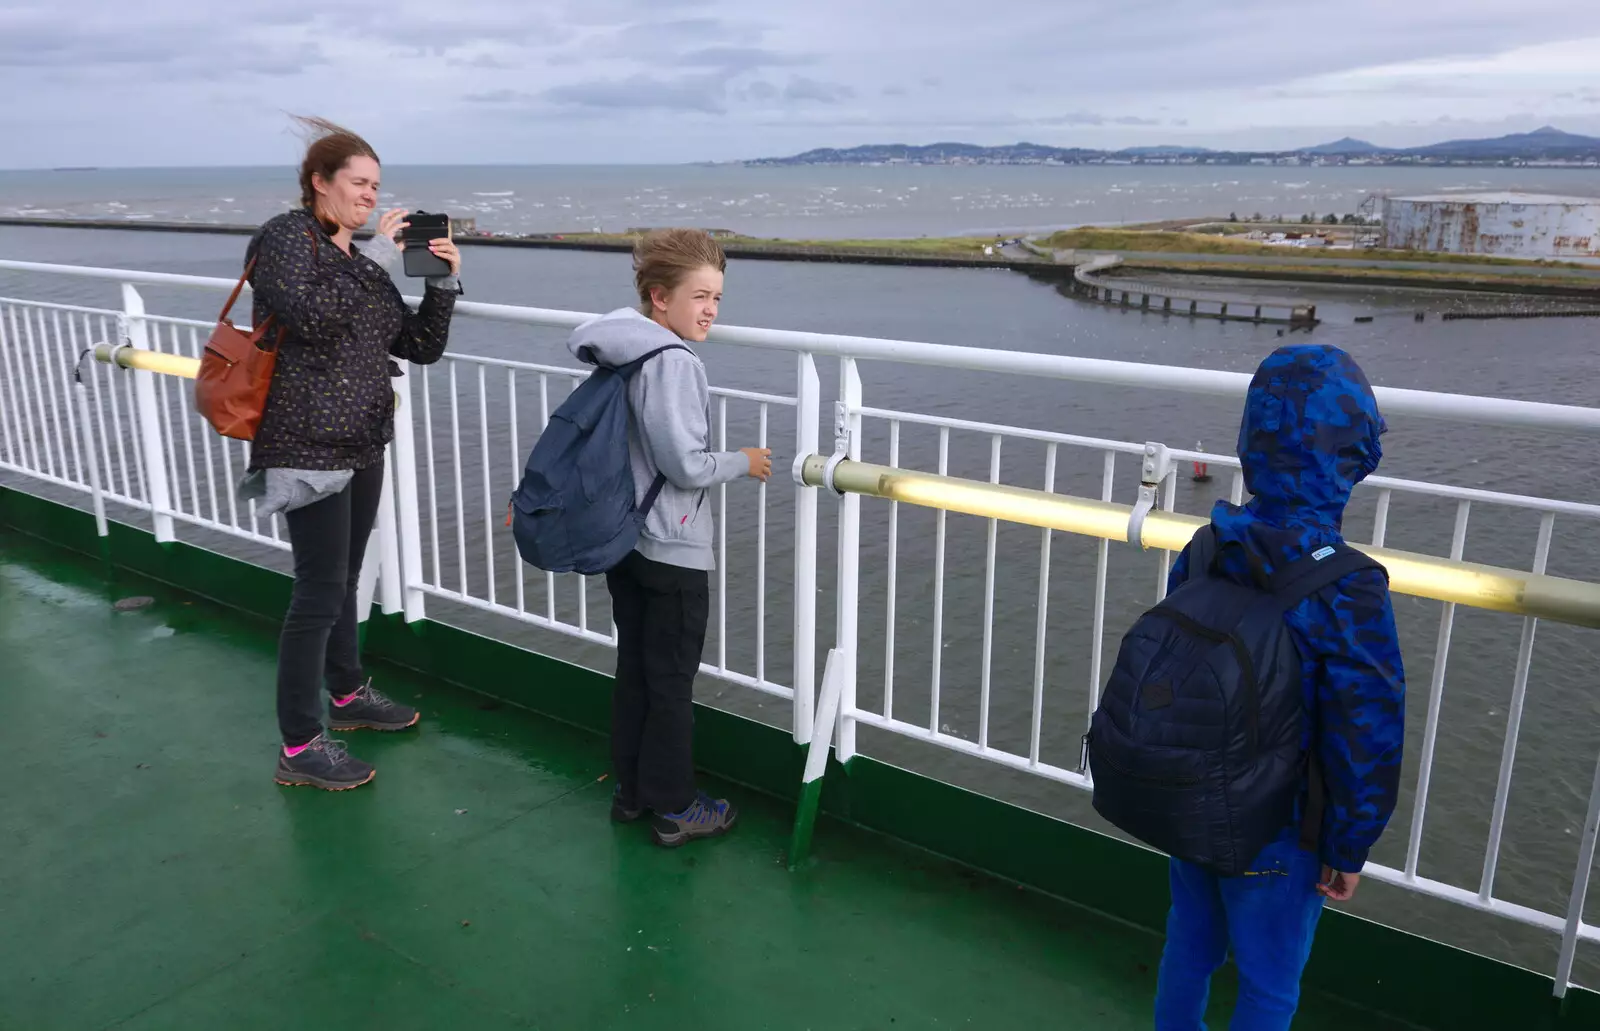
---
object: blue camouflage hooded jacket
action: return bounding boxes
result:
[1168,344,1406,873]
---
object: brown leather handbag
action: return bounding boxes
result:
[194,257,284,440]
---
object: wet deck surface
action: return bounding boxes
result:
[0,531,1408,1030]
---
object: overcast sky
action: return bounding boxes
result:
[5,0,1600,168]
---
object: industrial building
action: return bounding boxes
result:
[1381,193,1600,258]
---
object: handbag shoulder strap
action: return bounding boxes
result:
[217,258,255,323]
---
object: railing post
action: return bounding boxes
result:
[792,352,821,744]
[834,357,862,762]
[121,284,174,543]
[388,361,428,621]
[374,446,403,616]
[1553,745,1600,998]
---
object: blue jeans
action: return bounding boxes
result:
[1154,835,1326,1031]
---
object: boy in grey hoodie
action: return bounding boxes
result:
[568,230,770,847]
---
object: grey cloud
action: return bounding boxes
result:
[677,46,811,71]
[784,77,854,104]
[543,73,730,114]
[1113,116,1161,126]
[463,89,532,104]
[1036,112,1110,127]
[740,81,781,102]
[450,53,520,70]
[882,85,908,97]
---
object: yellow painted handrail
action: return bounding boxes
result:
[800,456,1600,630]
[94,343,200,379]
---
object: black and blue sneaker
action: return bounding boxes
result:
[274,732,375,791]
[329,679,419,732]
[650,792,737,848]
[611,786,645,824]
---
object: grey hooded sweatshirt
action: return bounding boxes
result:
[567,307,747,571]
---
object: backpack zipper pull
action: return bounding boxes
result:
[505,500,512,528]
[1079,732,1091,773]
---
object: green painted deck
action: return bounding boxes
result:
[0,530,1417,1031]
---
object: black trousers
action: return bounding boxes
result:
[277,461,385,747]
[604,550,709,814]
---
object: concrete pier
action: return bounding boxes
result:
[1071,255,1318,326]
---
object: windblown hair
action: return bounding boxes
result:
[633,228,727,308]
[291,115,379,231]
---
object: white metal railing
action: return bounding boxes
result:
[1,258,1598,995]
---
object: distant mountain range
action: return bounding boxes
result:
[743,126,1600,167]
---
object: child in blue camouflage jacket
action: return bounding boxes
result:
[1154,344,1407,1031]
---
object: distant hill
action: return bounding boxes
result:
[1415,126,1600,157]
[1303,137,1386,155]
[743,125,1600,166]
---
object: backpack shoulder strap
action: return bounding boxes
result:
[619,343,689,380]
[1265,542,1387,612]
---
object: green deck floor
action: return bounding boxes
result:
[0,531,1410,1031]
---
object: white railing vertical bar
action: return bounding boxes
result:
[792,352,821,743]
[1087,450,1116,736]
[0,304,25,468]
[1029,442,1059,767]
[217,414,239,528]
[508,368,525,616]
[449,361,468,596]
[122,285,174,542]
[86,315,111,485]
[69,346,108,537]
[186,326,222,523]
[389,361,427,622]
[1552,746,1600,998]
[718,394,728,672]
[539,373,555,621]
[58,313,90,487]
[1405,499,1472,879]
[884,418,900,721]
[756,401,768,685]
[0,304,15,465]
[167,324,203,519]
[1372,489,1393,547]
[92,313,119,502]
[930,425,950,735]
[20,306,60,478]
[149,321,183,512]
[98,330,132,499]
[1230,468,1245,506]
[44,310,80,482]
[422,366,441,588]
[1154,467,1178,601]
[835,356,863,761]
[1479,512,1556,902]
[477,364,496,607]
[8,303,45,473]
[978,433,1002,750]
[375,448,403,616]
[241,441,261,538]
[122,364,149,503]
[40,310,74,479]
[52,307,86,486]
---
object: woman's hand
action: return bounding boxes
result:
[376,208,410,242]
[429,235,462,277]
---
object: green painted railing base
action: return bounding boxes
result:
[3,483,1597,1031]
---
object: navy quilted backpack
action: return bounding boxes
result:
[1086,525,1382,875]
[508,345,683,576]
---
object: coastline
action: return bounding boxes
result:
[6,216,1600,299]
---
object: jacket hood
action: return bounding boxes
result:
[567,307,687,368]
[1234,344,1385,528]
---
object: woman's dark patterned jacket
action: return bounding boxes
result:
[245,207,457,472]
